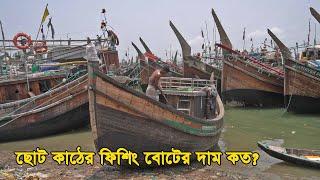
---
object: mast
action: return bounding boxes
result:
[211,8,233,49]
[0,20,5,75]
[169,21,191,58]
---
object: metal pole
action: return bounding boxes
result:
[0,20,5,75]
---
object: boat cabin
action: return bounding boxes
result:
[159,77,217,119]
[299,46,320,61]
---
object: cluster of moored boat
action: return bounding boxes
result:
[0,7,319,168]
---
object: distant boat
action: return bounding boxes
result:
[87,60,224,165]
[268,8,320,114]
[131,39,182,92]
[258,142,320,168]
[0,74,89,142]
[169,21,222,93]
[212,8,284,107]
[0,70,66,103]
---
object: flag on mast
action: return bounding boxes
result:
[47,17,55,39]
[41,5,49,24]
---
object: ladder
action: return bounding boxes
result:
[176,99,191,115]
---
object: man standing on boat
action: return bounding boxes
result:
[146,66,170,100]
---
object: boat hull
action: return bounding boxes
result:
[285,95,320,114]
[0,103,89,142]
[94,104,220,153]
[223,89,284,107]
[0,73,65,103]
[88,62,224,166]
[222,58,284,107]
[0,77,89,142]
[284,59,320,113]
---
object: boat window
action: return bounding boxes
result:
[308,51,314,58]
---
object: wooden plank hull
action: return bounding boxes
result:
[258,142,320,168]
[0,73,65,103]
[94,104,220,153]
[222,58,284,107]
[88,61,224,166]
[0,103,88,142]
[284,58,320,113]
[0,76,89,142]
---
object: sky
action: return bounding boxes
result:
[1,0,320,60]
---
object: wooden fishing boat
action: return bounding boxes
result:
[131,39,182,92]
[269,27,320,113]
[212,8,284,107]
[0,38,128,141]
[258,142,320,168]
[88,60,224,166]
[169,21,221,93]
[0,71,66,103]
[0,74,89,142]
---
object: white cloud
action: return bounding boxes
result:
[188,35,203,47]
[248,27,284,38]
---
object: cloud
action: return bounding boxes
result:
[248,27,284,38]
[188,35,203,47]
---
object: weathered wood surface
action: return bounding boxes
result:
[0,73,65,103]
[268,28,320,113]
[283,58,320,113]
[222,56,284,107]
[0,75,87,116]
[0,75,89,142]
[101,49,120,69]
[88,61,224,165]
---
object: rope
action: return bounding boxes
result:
[284,64,297,113]
[0,73,86,121]
[0,89,86,128]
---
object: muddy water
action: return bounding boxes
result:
[0,107,319,179]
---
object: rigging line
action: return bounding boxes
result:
[0,73,85,120]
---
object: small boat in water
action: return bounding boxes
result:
[88,59,224,166]
[257,142,320,168]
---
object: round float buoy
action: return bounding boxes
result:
[33,41,48,53]
[13,32,32,50]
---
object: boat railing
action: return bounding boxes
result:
[160,77,215,91]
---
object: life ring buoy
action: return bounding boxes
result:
[33,41,48,53]
[13,32,32,50]
[107,30,119,46]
